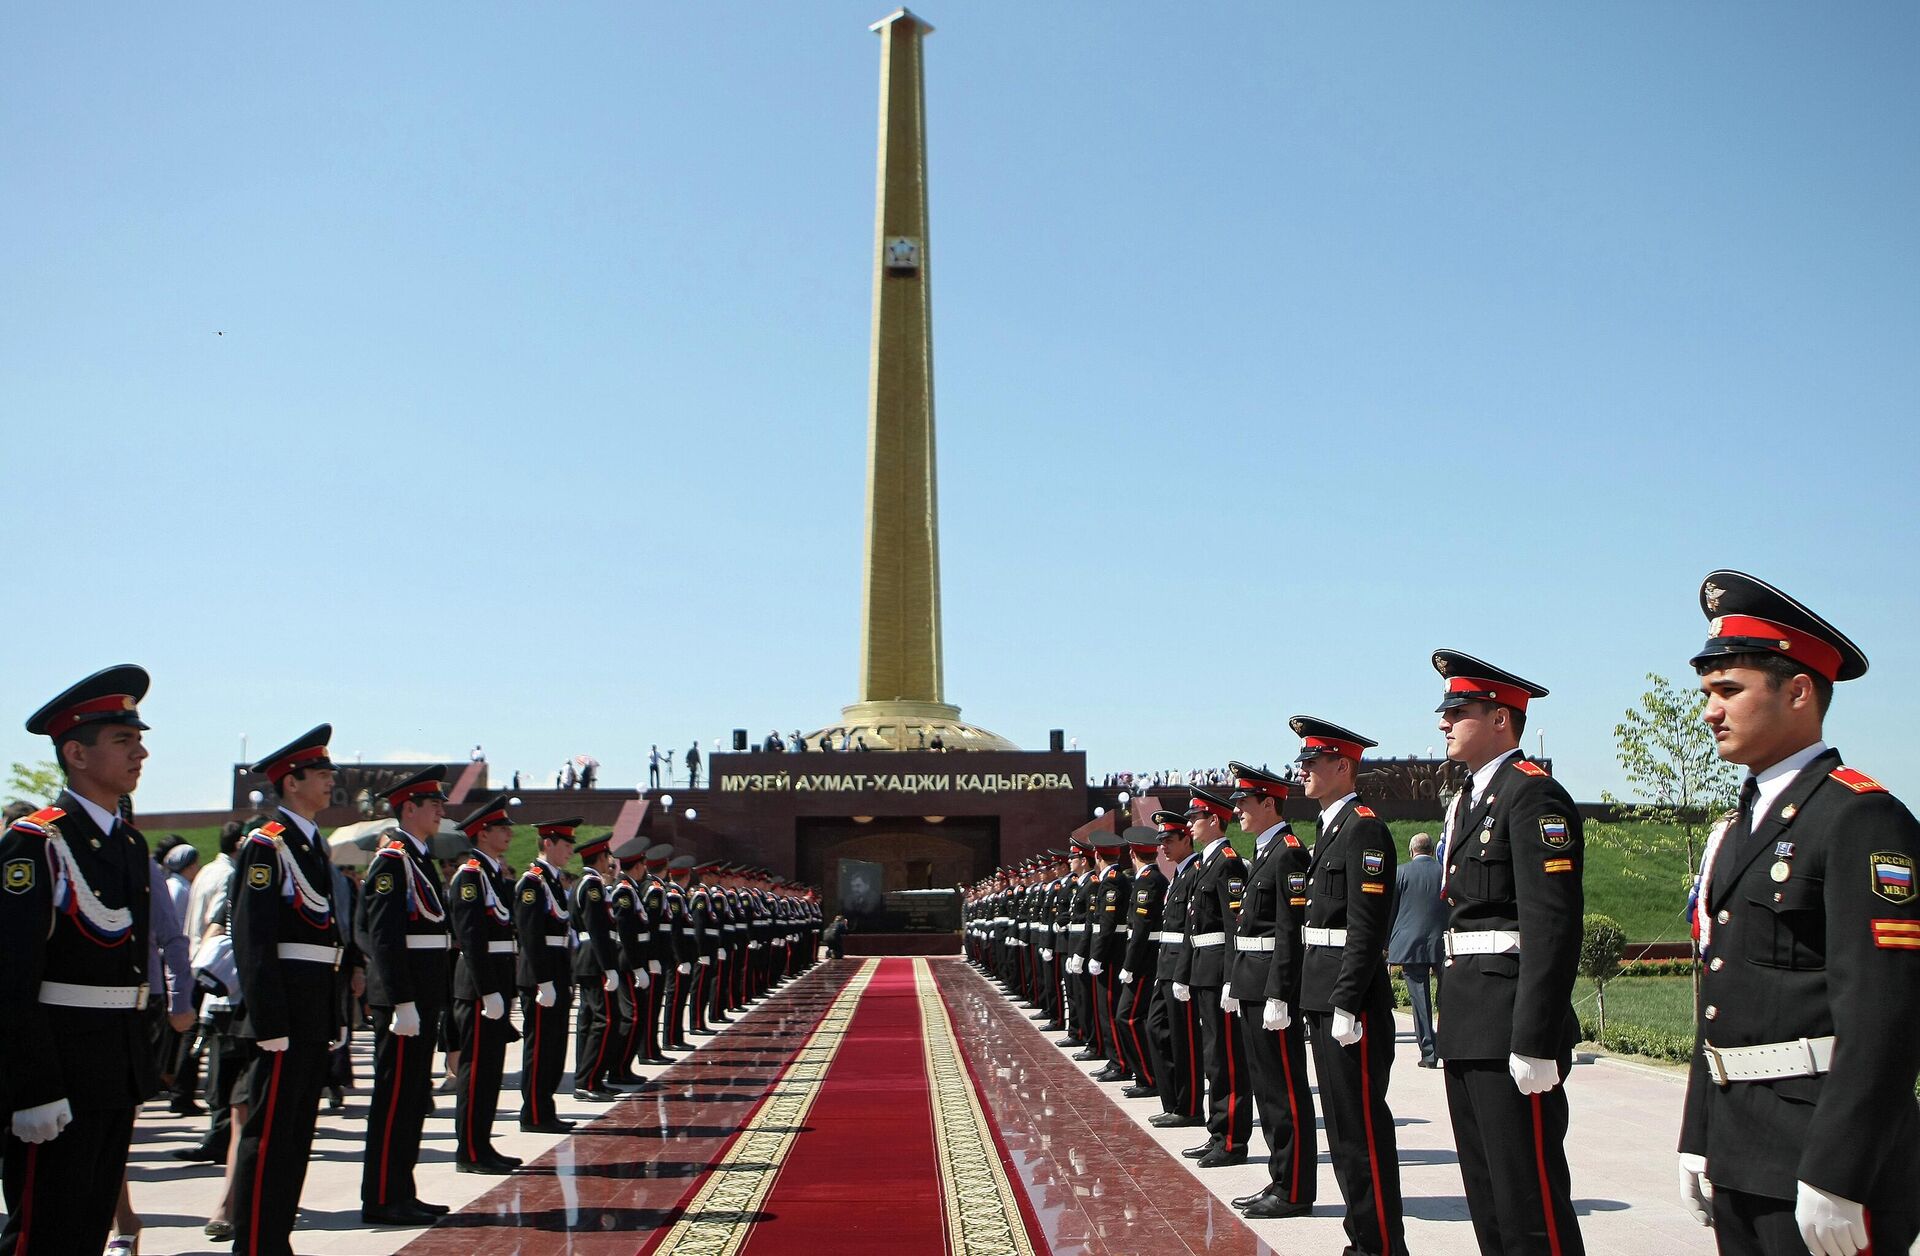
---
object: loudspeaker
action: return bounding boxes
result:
[1049,729,1065,752]
[732,729,748,751]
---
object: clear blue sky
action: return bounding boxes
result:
[4,4,1916,811]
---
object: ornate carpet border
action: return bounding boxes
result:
[915,958,1038,1256]
[645,958,880,1256]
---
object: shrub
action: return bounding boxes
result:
[1580,915,1629,1037]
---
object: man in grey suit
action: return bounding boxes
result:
[1389,832,1448,1067]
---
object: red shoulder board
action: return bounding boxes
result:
[1284,832,1302,848]
[464,858,482,870]
[1513,761,1549,778]
[25,806,65,828]
[384,837,406,850]
[1354,806,1376,818]
[1830,767,1888,794]
[258,821,285,837]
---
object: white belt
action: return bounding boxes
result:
[486,940,518,954]
[38,981,149,1010]
[636,931,652,942]
[544,936,569,947]
[277,943,343,966]
[1234,936,1276,952]
[405,935,449,949]
[1703,1036,1835,1085]
[1068,923,1089,933]
[1302,927,1347,947]
[1190,931,1226,948]
[1152,931,1178,944]
[682,928,699,936]
[1445,929,1521,957]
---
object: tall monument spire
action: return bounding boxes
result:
[821,9,1013,752]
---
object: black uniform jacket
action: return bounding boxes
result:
[1229,824,1311,1008]
[514,859,570,989]
[1301,799,1395,1015]
[449,850,516,1003]
[1067,874,1095,962]
[1185,839,1247,990]
[611,875,647,971]
[0,795,157,1113]
[358,834,452,1013]
[1679,750,1920,1207]
[1435,756,1582,1061]
[1091,864,1134,965]
[662,882,692,967]
[1123,865,1168,977]
[1160,855,1202,983]
[230,808,344,1046]
[641,875,674,970]
[570,869,619,980]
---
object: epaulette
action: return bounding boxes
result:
[1354,805,1376,818]
[1284,832,1302,848]
[1513,761,1549,778]
[243,822,283,847]
[464,858,482,871]
[371,840,405,859]
[9,806,65,837]
[1830,767,1888,795]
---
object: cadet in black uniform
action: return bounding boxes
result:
[570,832,623,1100]
[1677,572,1920,1256]
[1428,654,1583,1256]
[1180,787,1254,1168]
[1224,761,1317,1220]
[1088,837,1134,1080]
[638,844,676,1062]
[229,726,350,1255]
[1296,717,1407,1256]
[514,819,576,1132]
[1148,812,1206,1128]
[1063,842,1097,1052]
[358,765,454,1225]
[607,841,652,1087]
[447,794,523,1174]
[664,856,697,1049]
[1114,833,1168,1098]
[3,667,157,1256]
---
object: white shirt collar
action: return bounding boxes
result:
[66,790,120,837]
[472,847,502,875]
[402,831,430,859]
[277,806,319,845]
[1175,850,1199,874]
[1319,792,1359,832]
[1201,835,1231,862]
[536,857,559,878]
[1254,821,1287,854]
[1752,740,1829,824]
[1470,748,1523,805]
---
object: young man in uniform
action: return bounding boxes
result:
[663,856,698,1049]
[1148,811,1206,1129]
[1180,787,1253,1169]
[1225,761,1317,1220]
[1677,571,1920,1256]
[570,832,623,1100]
[358,765,454,1225]
[1296,717,1407,1256]
[1429,655,1583,1256]
[638,844,676,1062]
[514,818,576,1133]
[3,667,157,1256]
[447,794,523,1174]
[607,840,653,1087]
[1087,837,1134,1081]
[1113,834,1167,1097]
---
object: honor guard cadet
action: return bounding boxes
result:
[1114,832,1168,1100]
[1088,836,1135,1081]
[1224,761,1317,1220]
[684,860,719,1036]
[1295,718,1408,1256]
[2,667,156,1256]
[1678,573,1920,1256]
[1430,654,1583,1256]
[606,841,652,1087]
[447,794,524,1174]
[569,831,624,1099]
[638,844,677,1062]
[1179,787,1254,1169]
[514,819,577,1133]
[357,764,454,1226]
[1064,841,1098,1053]
[1148,811,1206,1129]
[664,856,698,1049]
[230,725,350,1256]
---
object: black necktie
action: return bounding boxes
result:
[1727,775,1761,859]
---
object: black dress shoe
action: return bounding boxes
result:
[169,1098,206,1116]
[1055,1038,1083,1049]
[1148,1113,1204,1128]
[1197,1148,1248,1169]
[486,1152,523,1169]
[1232,1188,1275,1209]
[1121,1084,1158,1100]
[411,1199,451,1216]
[1040,1022,1063,1032]
[1071,1049,1102,1062]
[1417,1058,1441,1069]
[171,1145,222,1163]
[572,1087,619,1102]
[647,1054,675,1065]
[455,1158,513,1174]
[1242,1196,1311,1219]
[1182,1141,1221,1159]
[520,1118,574,1133]
[362,1202,439,1226]
[1091,1066,1127,1082]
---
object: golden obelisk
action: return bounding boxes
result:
[819,9,1014,753]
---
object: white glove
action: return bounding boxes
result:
[1221,994,1240,1015]
[717,947,728,960]
[1263,999,1291,1031]
[1331,1008,1362,1046]
[1508,1052,1559,1095]
[258,1036,291,1052]
[392,1002,421,1037]
[1796,1181,1868,1256]
[1172,983,1191,1003]
[1677,1153,1712,1227]
[9,1099,72,1144]
[536,980,557,1008]
[636,969,651,989]
[648,959,662,974]
[603,971,620,991]
[1088,960,1104,976]
[1040,948,1053,961]
[1118,968,1134,985]
[678,962,692,975]
[697,955,710,966]
[481,992,505,1020]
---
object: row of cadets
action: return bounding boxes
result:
[567,828,626,1101]
[513,816,577,1132]
[3,666,158,1256]
[446,793,524,1175]
[1085,833,1134,1082]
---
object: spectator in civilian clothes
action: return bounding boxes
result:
[1387,832,1447,1067]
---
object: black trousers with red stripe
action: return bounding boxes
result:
[1192,986,1254,1153]
[644,965,669,1057]
[360,1007,436,1208]
[518,987,571,1125]
[609,972,642,1082]
[0,1105,135,1256]
[1709,1184,1918,1256]
[1444,1056,1583,1256]
[574,979,617,1090]
[668,966,694,1045]
[1306,999,1407,1256]
[1111,975,1156,1087]
[1092,967,1122,1061]
[451,998,512,1163]
[1147,979,1203,1116]
[233,1038,330,1256]
[1246,1017,1317,1204]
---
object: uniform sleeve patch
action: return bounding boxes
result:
[522,888,537,903]
[1514,760,1549,777]
[460,882,478,901]
[587,885,602,901]
[1539,817,1572,849]
[4,858,34,893]
[373,873,395,894]
[1544,857,1574,874]
[1361,850,1385,876]
[1870,919,1920,949]
[1832,767,1888,794]
[1360,882,1386,894]
[248,862,275,890]
[1287,873,1307,894]
[1871,852,1915,904]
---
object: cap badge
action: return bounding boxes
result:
[1704,581,1725,611]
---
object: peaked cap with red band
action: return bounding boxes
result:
[1432,650,1549,713]
[1227,759,1297,801]
[384,765,449,810]
[575,832,612,860]
[458,791,512,836]
[644,842,674,869]
[1123,825,1162,857]
[1151,809,1191,838]
[1185,786,1235,822]
[1288,718,1379,764]
[612,836,649,866]
[1690,569,1866,683]
[1093,834,1127,857]
[27,664,151,741]
[533,816,582,841]
[250,724,336,786]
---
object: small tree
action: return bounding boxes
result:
[6,760,62,809]
[1581,914,1628,1038]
